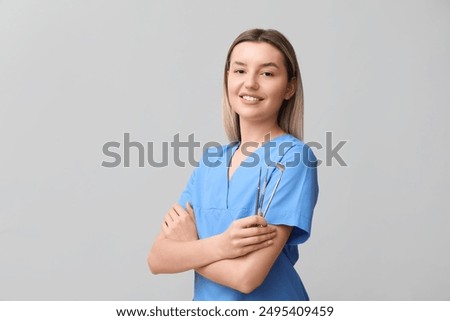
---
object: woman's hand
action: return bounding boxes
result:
[218,215,277,259]
[162,203,198,242]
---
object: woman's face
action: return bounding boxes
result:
[227,41,294,124]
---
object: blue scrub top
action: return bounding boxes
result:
[178,134,319,301]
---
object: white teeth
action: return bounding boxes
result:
[242,95,260,101]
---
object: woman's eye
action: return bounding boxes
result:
[233,69,245,74]
[261,72,273,77]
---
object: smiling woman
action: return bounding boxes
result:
[226,42,295,132]
[147,29,319,301]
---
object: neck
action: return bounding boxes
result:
[239,119,286,146]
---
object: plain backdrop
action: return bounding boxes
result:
[1,0,449,300]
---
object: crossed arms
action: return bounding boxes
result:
[147,203,292,294]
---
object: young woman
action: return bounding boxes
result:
[148,29,319,300]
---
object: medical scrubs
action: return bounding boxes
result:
[178,134,319,301]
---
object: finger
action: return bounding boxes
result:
[241,239,274,255]
[238,225,277,239]
[172,203,188,216]
[161,221,169,236]
[170,204,186,218]
[235,215,267,228]
[165,210,175,222]
[170,203,182,216]
[239,230,277,247]
[186,202,195,220]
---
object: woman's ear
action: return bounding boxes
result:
[284,77,296,100]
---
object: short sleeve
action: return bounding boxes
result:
[263,144,319,245]
[178,166,198,209]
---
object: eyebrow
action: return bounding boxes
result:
[232,61,280,68]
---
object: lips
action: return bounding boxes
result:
[240,94,263,101]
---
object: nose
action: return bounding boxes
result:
[244,73,259,90]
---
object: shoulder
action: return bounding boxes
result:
[275,135,317,169]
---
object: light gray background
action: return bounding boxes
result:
[1,0,449,300]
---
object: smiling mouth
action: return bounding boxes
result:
[240,95,262,101]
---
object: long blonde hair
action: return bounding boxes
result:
[222,29,304,142]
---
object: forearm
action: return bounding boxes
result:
[195,225,292,294]
[148,213,278,278]
[196,252,266,294]
[148,233,223,274]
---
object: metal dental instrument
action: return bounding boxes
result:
[255,163,285,217]
[254,167,261,215]
[257,167,269,216]
[262,163,285,217]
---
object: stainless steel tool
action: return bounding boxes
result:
[255,163,285,217]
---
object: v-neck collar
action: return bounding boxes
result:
[227,133,290,181]
[224,134,290,208]
[226,142,242,183]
